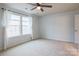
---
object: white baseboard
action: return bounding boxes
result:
[40,37,74,43]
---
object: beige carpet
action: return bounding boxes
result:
[0,39,78,56]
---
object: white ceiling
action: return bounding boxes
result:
[2,3,79,16]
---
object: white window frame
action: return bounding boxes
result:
[6,11,32,38]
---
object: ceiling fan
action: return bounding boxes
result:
[28,3,52,12]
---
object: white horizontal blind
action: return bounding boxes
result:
[6,11,32,38]
[22,16,32,35]
[6,13,20,38]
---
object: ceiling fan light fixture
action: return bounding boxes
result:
[37,6,41,10]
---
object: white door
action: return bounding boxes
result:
[75,15,79,45]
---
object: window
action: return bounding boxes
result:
[6,13,20,38]
[6,12,32,38]
[22,16,32,35]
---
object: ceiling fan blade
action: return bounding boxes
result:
[40,8,44,12]
[28,3,37,6]
[31,7,37,10]
[36,3,40,6]
[40,5,52,8]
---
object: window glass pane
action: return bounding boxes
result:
[7,26,20,38]
[8,20,20,25]
[22,17,29,22]
[6,12,32,37]
[7,12,21,38]
[22,16,32,35]
[22,22,30,25]
[22,26,32,35]
[8,13,20,21]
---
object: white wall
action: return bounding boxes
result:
[38,13,75,42]
[32,15,39,39]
